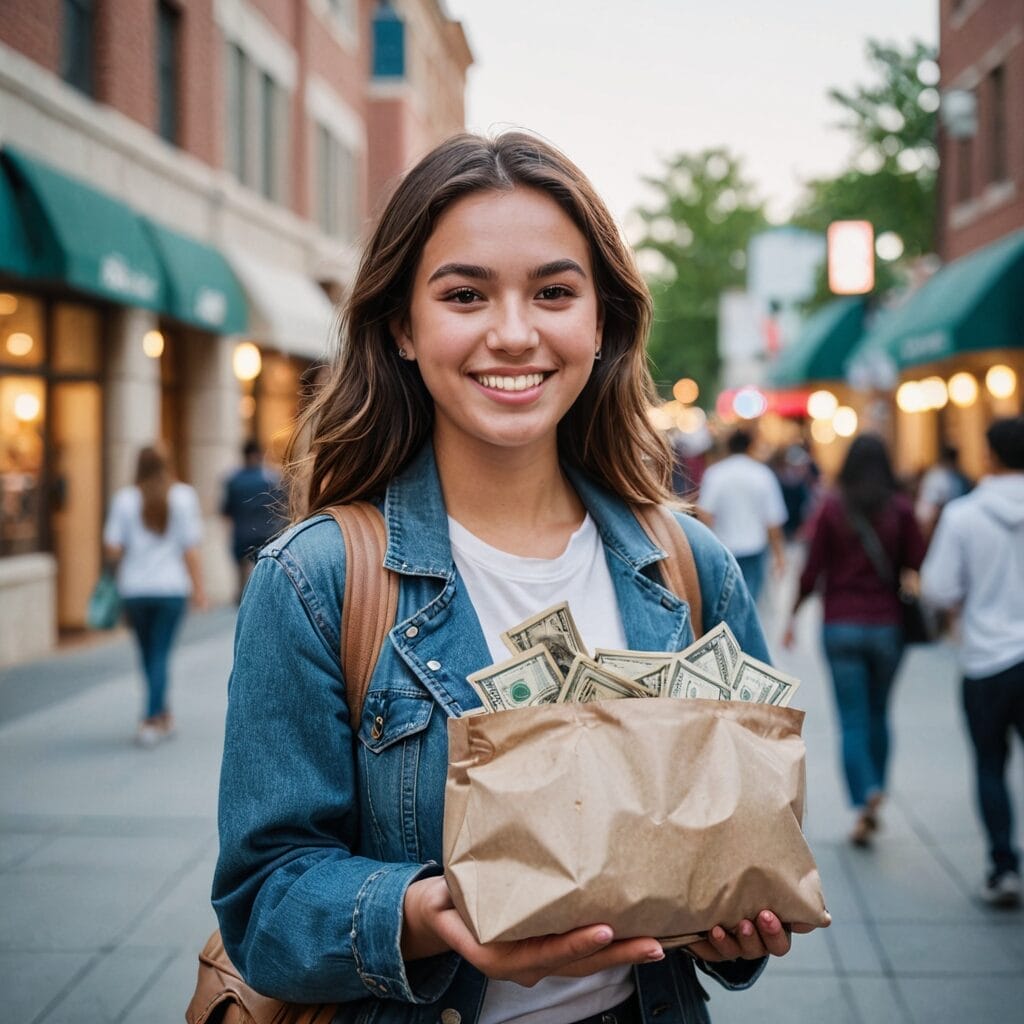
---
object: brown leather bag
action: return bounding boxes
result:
[186,502,699,1023]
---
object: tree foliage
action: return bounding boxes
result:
[632,149,766,401]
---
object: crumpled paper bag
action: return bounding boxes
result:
[443,697,828,944]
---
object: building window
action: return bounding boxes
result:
[226,43,248,183]
[315,125,357,241]
[61,0,95,95]
[956,136,973,202]
[259,71,280,201]
[156,1,181,144]
[372,1,405,78]
[987,65,1007,184]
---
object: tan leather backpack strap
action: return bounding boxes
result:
[634,504,703,638]
[326,502,399,728]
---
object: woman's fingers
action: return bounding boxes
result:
[552,936,665,977]
[753,911,791,956]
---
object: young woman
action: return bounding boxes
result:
[214,132,820,1024]
[784,434,927,846]
[103,444,206,746]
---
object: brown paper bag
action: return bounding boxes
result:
[443,697,828,944]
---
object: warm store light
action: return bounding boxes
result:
[647,405,673,431]
[233,342,262,382]
[13,392,41,422]
[0,293,18,316]
[948,372,978,408]
[676,405,707,432]
[896,381,925,413]
[920,376,948,410]
[986,364,1017,399]
[672,378,700,404]
[832,406,858,437]
[5,332,33,357]
[807,389,838,420]
[142,330,165,359]
[810,418,836,444]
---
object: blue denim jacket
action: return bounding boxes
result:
[214,442,771,1024]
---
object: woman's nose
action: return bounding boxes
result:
[486,301,538,353]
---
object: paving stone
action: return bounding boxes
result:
[708,972,859,1024]
[897,974,1024,1024]
[876,921,1023,974]
[1,951,91,1024]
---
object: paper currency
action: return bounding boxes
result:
[501,602,587,678]
[663,658,732,701]
[729,653,801,708]
[467,645,564,712]
[679,621,741,686]
[594,649,675,696]
[557,655,652,704]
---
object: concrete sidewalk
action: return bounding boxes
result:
[2,596,1022,1024]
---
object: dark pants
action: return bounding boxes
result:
[823,622,905,809]
[962,658,1024,876]
[123,596,187,720]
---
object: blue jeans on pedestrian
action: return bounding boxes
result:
[962,658,1024,876]
[822,622,905,809]
[123,596,187,720]
[734,549,767,603]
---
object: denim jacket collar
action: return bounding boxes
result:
[383,441,666,579]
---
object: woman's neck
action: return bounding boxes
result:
[434,436,585,558]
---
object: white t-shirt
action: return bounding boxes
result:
[103,483,203,597]
[698,454,787,557]
[448,513,633,1024]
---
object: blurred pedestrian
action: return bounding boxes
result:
[770,444,816,541]
[698,429,787,601]
[915,442,971,540]
[221,440,285,601]
[783,434,927,846]
[103,444,206,747]
[920,417,1024,908]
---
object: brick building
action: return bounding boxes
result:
[0,0,472,664]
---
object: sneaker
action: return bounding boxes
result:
[980,871,1022,909]
[155,712,176,740]
[135,723,161,748]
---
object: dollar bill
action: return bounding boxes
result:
[467,645,564,712]
[663,658,732,701]
[557,655,652,704]
[594,649,675,696]
[679,621,741,686]
[729,653,801,708]
[500,601,587,678]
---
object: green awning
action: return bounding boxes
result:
[847,229,1024,373]
[766,297,867,387]
[0,146,164,309]
[0,165,32,277]
[141,218,248,334]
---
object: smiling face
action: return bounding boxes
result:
[393,186,603,464]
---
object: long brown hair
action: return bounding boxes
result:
[287,131,673,519]
[135,445,173,534]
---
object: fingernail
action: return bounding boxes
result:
[741,921,754,937]
[712,926,725,941]
[760,911,778,930]
[594,927,613,944]
[646,947,665,961]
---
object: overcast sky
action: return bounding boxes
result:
[444,0,938,229]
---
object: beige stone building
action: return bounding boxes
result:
[0,0,472,665]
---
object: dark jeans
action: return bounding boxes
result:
[823,622,905,809]
[962,658,1024,876]
[123,596,187,719]
[734,549,767,603]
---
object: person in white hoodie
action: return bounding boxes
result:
[921,417,1024,909]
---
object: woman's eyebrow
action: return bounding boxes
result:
[427,262,494,283]
[529,259,587,280]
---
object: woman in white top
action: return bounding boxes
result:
[103,445,206,746]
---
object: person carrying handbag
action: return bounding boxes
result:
[211,131,826,1024]
[783,434,927,847]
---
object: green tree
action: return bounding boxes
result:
[793,39,939,307]
[632,149,767,402]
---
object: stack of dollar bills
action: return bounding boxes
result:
[467,602,800,713]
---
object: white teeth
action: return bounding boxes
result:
[476,373,544,391]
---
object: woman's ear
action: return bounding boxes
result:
[389,316,415,361]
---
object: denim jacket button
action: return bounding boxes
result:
[371,715,385,740]
[441,1010,461,1024]
[405,625,419,638]
[427,659,441,671]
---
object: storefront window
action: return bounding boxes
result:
[254,351,307,466]
[0,293,46,369]
[0,375,45,555]
[53,302,102,375]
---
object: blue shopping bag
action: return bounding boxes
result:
[86,571,121,630]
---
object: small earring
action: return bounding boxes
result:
[398,348,408,360]
[594,348,603,361]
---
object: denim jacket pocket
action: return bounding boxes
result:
[358,688,436,862]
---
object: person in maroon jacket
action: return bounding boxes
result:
[783,434,927,846]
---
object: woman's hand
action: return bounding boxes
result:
[402,876,664,987]
[685,911,827,963]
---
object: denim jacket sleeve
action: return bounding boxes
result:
[212,540,458,1005]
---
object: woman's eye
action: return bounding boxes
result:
[446,287,481,304]
[537,285,573,301]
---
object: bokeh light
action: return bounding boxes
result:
[732,387,767,420]
[985,364,1017,399]
[672,378,699,404]
[832,406,858,437]
[233,341,263,382]
[142,329,165,359]
[807,389,838,420]
[948,372,978,408]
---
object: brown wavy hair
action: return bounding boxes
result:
[287,131,673,519]
[135,445,173,534]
